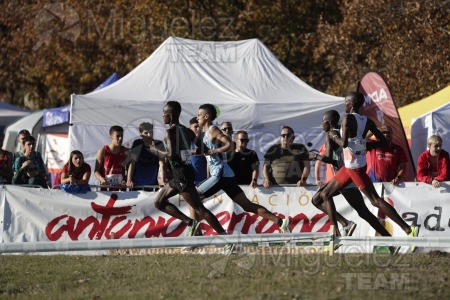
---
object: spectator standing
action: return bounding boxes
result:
[220,121,235,162]
[416,135,450,188]
[189,117,207,186]
[228,130,259,188]
[220,121,234,139]
[366,125,408,185]
[0,134,13,184]
[127,122,166,190]
[94,125,128,188]
[263,126,310,187]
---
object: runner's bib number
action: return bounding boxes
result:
[343,148,356,163]
[180,150,192,165]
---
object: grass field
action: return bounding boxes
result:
[0,251,448,299]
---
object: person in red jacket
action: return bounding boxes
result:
[416,135,450,188]
[366,125,408,185]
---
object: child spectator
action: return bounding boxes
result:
[13,129,31,161]
[94,125,128,189]
[60,150,91,193]
[12,160,48,188]
[13,135,47,179]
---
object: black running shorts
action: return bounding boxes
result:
[168,165,196,192]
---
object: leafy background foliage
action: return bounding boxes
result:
[1,0,449,109]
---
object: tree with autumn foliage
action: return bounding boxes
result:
[0,0,448,110]
[311,0,450,107]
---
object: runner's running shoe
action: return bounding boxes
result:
[408,226,419,252]
[323,243,341,253]
[341,221,357,237]
[189,219,201,237]
[280,218,291,233]
[389,246,401,255]
[224,243,236,255]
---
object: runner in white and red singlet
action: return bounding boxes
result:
[318,92,418,244]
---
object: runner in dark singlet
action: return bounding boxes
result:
[153,101,228,238]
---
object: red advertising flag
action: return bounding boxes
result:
[357,72,416,182]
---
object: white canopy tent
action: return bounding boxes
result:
[410,102,450,166]
[2,111,44,153]
[2,110,70,179]
[2,110,69,153]
[70,37,344,184]
[0,101,30,134]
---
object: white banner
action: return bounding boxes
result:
[1,183,449,252]
[44,133,69,173]
[382,182,450,237]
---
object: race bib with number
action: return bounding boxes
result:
[106,174,123,186]
[343,148,356,162]
[180,149,192,165]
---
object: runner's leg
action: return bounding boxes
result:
[319,179,344,236]
[182,186,227,234]
[312,185,351,227]
[232,192,280,224]
[342,188,391,236]
[154,184,191,223]
[360,184,411,234]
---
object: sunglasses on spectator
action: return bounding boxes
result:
[239,138,249,143]
[28,167,38,171]
[221,127,232,132]
[280,134,292,138]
